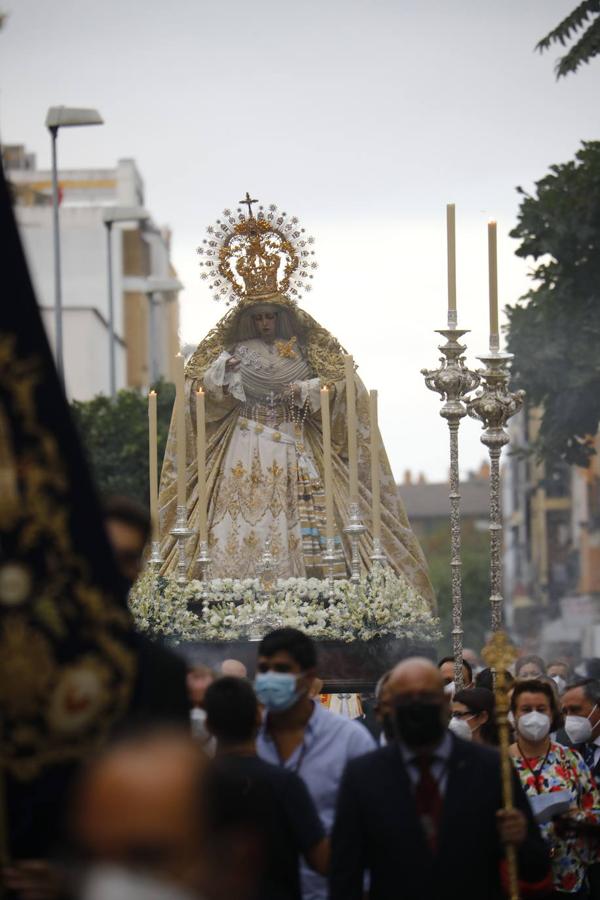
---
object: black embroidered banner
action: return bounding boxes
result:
[0,160,137,783]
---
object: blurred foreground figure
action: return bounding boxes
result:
[0,153,138,891]
[330,658,550,900]
[205,676,329,900]
[72,730,256,900]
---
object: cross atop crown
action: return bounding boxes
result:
[239,192,258,218]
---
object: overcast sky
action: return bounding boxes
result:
[1,0,598,481]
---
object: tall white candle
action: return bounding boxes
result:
[148,390,159,541]
[447,203,457,315]
[488,220,499,344]
[369,390,382,541]
[175,353,186,509]
[343,354,359,504]
[320,386,335,540]
[196,388,207,543]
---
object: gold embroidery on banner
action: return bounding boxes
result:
[0,335,137,780]
[0,617,55,717]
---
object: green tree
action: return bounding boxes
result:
[421,521,491,654]
[536,1,600,78]
[506,140,600,467]
[71,379,175,506]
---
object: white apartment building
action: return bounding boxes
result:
[4,146,181,400]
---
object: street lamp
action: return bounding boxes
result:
[45,105,103,386]
[146,276,183,384]
[102,206,150,397]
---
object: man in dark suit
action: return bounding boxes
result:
[560,678,600,899]
[330,658,550,900]
[560,678,600,778]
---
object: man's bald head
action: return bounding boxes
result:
[221,659,248,678]
[388,657,445,700]
[73,731,209,890]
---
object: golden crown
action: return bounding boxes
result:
[196,194,317,304]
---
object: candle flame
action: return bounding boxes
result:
[197,387,205,395]
[488,219,497,226]
[149,389,157,396]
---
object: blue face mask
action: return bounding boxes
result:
[254,671,302,712]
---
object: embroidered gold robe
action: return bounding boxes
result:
[157,298,434,607]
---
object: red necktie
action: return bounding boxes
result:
[414,754,443,853]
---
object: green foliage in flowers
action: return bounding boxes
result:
[70,378,175,505]
[129,567,442,645]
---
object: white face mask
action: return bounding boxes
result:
[444,681,455,698]
[552,675,567,694]
[81,865,197,900]
[517,711,551,742]
[448,716,472,741]
[507,710,516,729]
[564,703,597,745]
[565,715,593,745]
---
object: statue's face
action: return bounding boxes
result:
[252,310,277,340]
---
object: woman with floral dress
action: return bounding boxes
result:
[510,678,600,896]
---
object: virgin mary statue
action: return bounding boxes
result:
[158,197,434,605]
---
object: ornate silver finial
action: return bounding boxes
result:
[258,538,277,592]
[421,327,480,689]
[467,351,525,631]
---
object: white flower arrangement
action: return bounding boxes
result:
[129,567,441,646]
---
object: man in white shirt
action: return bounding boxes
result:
[255,628,375,900]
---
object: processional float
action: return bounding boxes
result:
[140,193,441,684]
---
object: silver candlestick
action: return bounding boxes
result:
[467,350,525,631]
[170,505,193,586]
[196,539,212,581]
[322,536,337,599]
[148,539,163,570]
[370,536,387,567]
[344,502,366,585]
[422,326,480,689]
[258,538,278,593]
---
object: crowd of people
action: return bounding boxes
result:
[5,500,600,899]
[7,629,600,899]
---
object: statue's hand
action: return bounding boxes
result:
[226,356,241,372]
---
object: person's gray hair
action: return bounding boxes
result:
[565,678,600,705]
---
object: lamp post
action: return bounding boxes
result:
[45,106,103,387]
[102,207,150,398]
